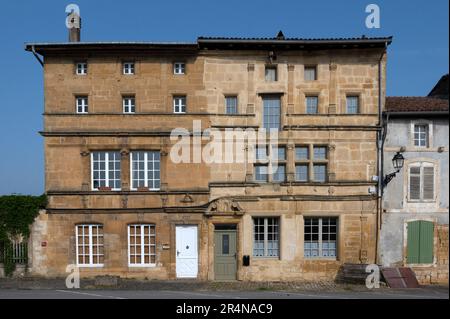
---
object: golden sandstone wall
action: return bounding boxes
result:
[29,46,386,281]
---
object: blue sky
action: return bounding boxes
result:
[0,0,448,195]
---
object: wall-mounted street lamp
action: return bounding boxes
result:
[383,152,405,188]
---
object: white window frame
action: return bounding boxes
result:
[75,224,104,268]
[123,96,136,114]
[91,152,122,191]
[76,96,89,114]
[76,62,87,75]
[304,217,338,260]
[173,96,186,114]
[127,224,156,267]
[123,62,135,75]
[174,62,186,75]
[253,217,280,258]
[410,120,433,149]
[408,162,436,202]
[130,151,161,191]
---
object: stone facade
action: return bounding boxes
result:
[26,36,391,281]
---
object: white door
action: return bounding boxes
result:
[176,225,198,278]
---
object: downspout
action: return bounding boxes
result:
[31,45,44,67]
[375,42,388,265]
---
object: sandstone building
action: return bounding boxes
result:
[26,32,392,281]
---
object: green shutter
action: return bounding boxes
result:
[407,221,421,264]
[419,221,434,264]
[407,220,434,264]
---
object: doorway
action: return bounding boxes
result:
[214,225,237,281]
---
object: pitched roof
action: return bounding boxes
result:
[386,97,449,113]
[428,74,449,99]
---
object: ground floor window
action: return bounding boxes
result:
[304,217,338,259]
[253,217,279,258]
[128,224,156,266]
[75,224,104,267]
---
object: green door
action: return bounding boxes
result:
[407,220,434,264]
[214,230,237,281]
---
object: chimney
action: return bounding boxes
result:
[68,13,81,42]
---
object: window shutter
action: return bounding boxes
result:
[423,167,435,200]
[419,221,434,264]
[409,167,421,200]
[407,221,420,264]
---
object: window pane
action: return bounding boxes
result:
[295,165,309,182]
[346,96,359,114]
[272,165,286,183]
[295,147,309,160]
[265,67,277,82]
[313,146,327,160]
[226,96,238,114]
[313,164,327,182]
[304,67,317,81]
[306,96,318,114]
[222,234,229,255]
[254,165,268,182]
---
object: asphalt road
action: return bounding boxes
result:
[0,287,448,299]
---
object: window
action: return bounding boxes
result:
[265,66,277,82]
[174,62,185,75]
[254,146,269,182]
[123,96,136,114]
[76,96,88,114]
[272,146,286,183]
[76,225,104,267]
[414,124,429,147]
[225,96,238,114]
[295,164,309,182]
[263,96,281,130]
[253,217,279,258]
[304,66,317,81]
[91,151,121,191]
[313,146,327,160]
[173,96,186,113]
[295,145,328,182]
[254,146,286,183]
[131,151,161,191]
[295,146,309,160]
[346,96,359,114]
[123,62,135,75]
[128,224,156,267]
[76,62,87,75]
[409,163,435,201]
[306,96,319,114]
[304,217,337,259]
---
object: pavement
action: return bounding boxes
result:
[0,277,448,299]
[0,286,448,299]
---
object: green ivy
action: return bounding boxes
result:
[0,195,47,276]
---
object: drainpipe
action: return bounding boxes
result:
[375,42,388,265]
